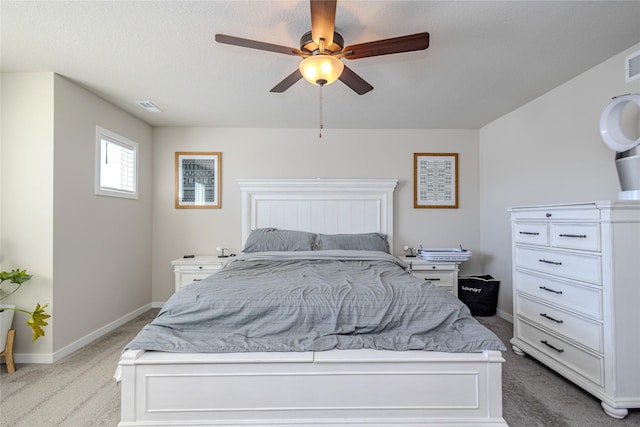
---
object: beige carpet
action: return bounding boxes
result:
[1,310,638,426]
[0,310,157,427]
[477,316,640,427]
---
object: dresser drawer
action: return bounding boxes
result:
[516,319,603,386]
[514,270,602,319]
[511,206,601,221]
[516,295,603,352]
[513,222,549,246]
[551,223,600,251]
[515,246,601,285]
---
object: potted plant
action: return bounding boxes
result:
[0,269,50,350]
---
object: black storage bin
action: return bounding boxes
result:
[458,275,500,316]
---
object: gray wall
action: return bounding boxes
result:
[479,43,640,319]
[52,75,153,353]
[1,73,153,359]
[151,128,482,303]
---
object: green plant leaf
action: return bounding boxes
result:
[26,303,50,342]
[0,269,32,285]
[0,269,48,341]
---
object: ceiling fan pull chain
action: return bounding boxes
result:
[319,84,324,139]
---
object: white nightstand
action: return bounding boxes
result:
[402,256,460,296]
[171,256,229,293]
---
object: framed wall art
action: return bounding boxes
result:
[414,153,458,209]
[175,152,221,209]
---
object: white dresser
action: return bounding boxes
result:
[171,256,229,293]
[509,202,640,419]
[403,257,459,296]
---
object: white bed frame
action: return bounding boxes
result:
[118,179,506,426]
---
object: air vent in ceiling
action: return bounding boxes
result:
[136,101,163,113]
[625,49,640,83]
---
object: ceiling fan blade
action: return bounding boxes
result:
[270,69,304,93]
[215,34,303,56]
[343,32,429,60]
[338,65,373,95]
[310,0,337,47]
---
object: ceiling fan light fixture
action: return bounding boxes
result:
[299,55,344,86]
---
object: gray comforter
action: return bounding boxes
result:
[124,251,505,353]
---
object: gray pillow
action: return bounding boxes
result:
[316,232,390,253]
[243,228,317,253]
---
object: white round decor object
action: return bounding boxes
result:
[216,246,222,251]
[599,93,640,152]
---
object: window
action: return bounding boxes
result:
[95,126,138,199]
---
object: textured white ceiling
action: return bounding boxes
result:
[2,1,639,129]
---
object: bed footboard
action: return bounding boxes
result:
[117,349,506,426]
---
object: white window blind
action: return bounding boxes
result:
[95,127,138,199]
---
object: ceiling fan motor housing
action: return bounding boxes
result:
[300,31,344,54]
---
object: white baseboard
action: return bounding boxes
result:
[152,301,166,308]
[12,303,152,364]
[496,308,513,323]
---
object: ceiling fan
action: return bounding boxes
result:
[215,0,430,95]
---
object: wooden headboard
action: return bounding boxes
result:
[237,179,398,253]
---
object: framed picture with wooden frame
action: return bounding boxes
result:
[414,153,458,208]
[175,152,221,209]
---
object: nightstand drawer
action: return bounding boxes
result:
[411,270,455,292]
[173,263,222,272]
[178,272,216,289]
[407,262,457,272]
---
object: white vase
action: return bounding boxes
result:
[0,304,15,351]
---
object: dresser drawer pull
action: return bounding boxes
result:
[519,231,540,235]
[539,286,563,294]
[541,340,564,353]
[426,278,441,281]
[192,278,202,282]
[558,233,587,238]
[539,259,562,266]
[199,266,203,269]
[540,313,563,323]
